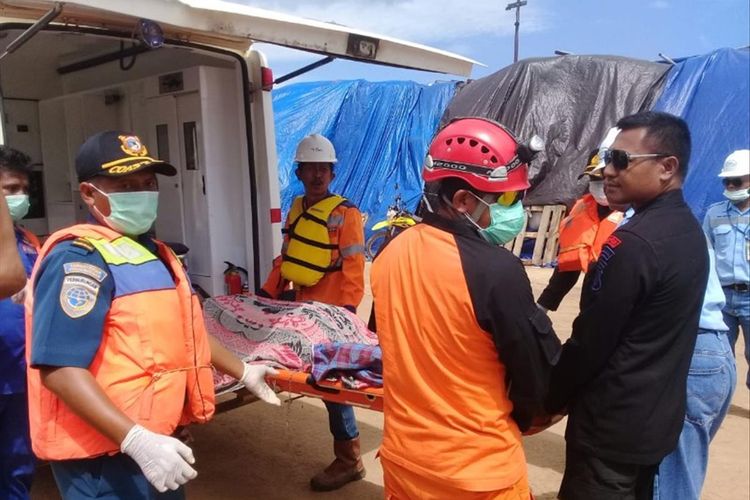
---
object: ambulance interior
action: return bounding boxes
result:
[0,25,259,296]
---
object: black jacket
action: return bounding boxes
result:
[547,189,708,464]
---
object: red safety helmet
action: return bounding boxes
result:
[423,117,531,193]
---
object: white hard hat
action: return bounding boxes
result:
[294,134,338,164]
[718,149,750,178]
[590,126,621,175]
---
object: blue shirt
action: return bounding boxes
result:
[0,227,38,394]
[702,200,750,286]
[700,243,729,331]
[30,233,161,369]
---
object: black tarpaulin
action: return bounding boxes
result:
[441,55,670,206]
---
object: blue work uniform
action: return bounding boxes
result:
[703,200,750,388]
[31,232,184,500]
[0,227,37,500]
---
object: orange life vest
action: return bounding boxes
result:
[557,194,623,273]
[25,224,215,460]
[18,226,40,251]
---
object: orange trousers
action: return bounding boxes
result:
[382,457,532,500]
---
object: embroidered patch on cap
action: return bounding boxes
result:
[63,262,108,282]
[59,275,100,319]
[119,134,149,157]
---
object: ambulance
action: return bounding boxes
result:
[0,0,476,294]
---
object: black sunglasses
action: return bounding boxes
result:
[722,177,745,188]
[602,149,670,170]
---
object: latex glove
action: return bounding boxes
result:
[10,280,27,304]
[120,424,198,492]
[240,363,281,406]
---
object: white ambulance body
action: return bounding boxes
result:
[0,0,475,294]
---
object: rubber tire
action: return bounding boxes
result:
[365,230,388,260]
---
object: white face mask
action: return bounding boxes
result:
[724,188,750,203]
[588,180,609,206]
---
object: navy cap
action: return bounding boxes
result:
[75,131,177,182]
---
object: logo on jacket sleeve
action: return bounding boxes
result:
[59,274,101,319]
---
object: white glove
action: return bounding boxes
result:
[240,363,281,406]
[120,424,198,492]
[10,280,27,304]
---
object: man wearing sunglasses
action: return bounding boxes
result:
[371,118,561,499]
[702,149,750,390]
[547,111,708,500]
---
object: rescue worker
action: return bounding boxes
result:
[26,131,278,500]
[537,145,623,312]
[0,196,26,299]
[257,133,366,492]
[0,146,39,499]
[702,149,750,389]
[546,111,708,499]
[371,117,561,499]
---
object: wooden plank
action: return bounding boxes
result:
[543,205,566,265]
[531,206,552,265]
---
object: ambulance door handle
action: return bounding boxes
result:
[201,175,205,195]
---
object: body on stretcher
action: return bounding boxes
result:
[205,293,558,435]
[204,293,382,413]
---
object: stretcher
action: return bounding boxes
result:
[213,367,558,436]
[204,293,382,414]
[206,294,556,435]
[214,369,384,413]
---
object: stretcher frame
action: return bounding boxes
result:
[215,369,384,413]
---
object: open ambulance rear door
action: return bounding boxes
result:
[0,0,477,293]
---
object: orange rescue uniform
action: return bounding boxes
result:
[371,213,559,497]
[261,196,365,308]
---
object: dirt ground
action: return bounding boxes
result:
[31,266,749,500]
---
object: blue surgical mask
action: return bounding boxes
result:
[466,193,527,245]
[5,194,30,221]
[91,185,159,236]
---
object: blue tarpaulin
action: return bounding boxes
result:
[272,48,749,237]
[272,79,457,237]
[652,48,750,222]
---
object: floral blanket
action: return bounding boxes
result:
[204,294,377,393]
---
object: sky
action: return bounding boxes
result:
[227,0,750,85]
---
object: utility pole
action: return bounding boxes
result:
[505,0,527,63]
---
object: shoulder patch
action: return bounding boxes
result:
[59,275,100,318]
[71,238,96,253]
[63,262,108,283]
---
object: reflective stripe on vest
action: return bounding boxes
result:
[25,224,215,460]
[281,195,346,287]
[557,195,623,273]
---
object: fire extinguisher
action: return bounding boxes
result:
[223,261,247,295]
